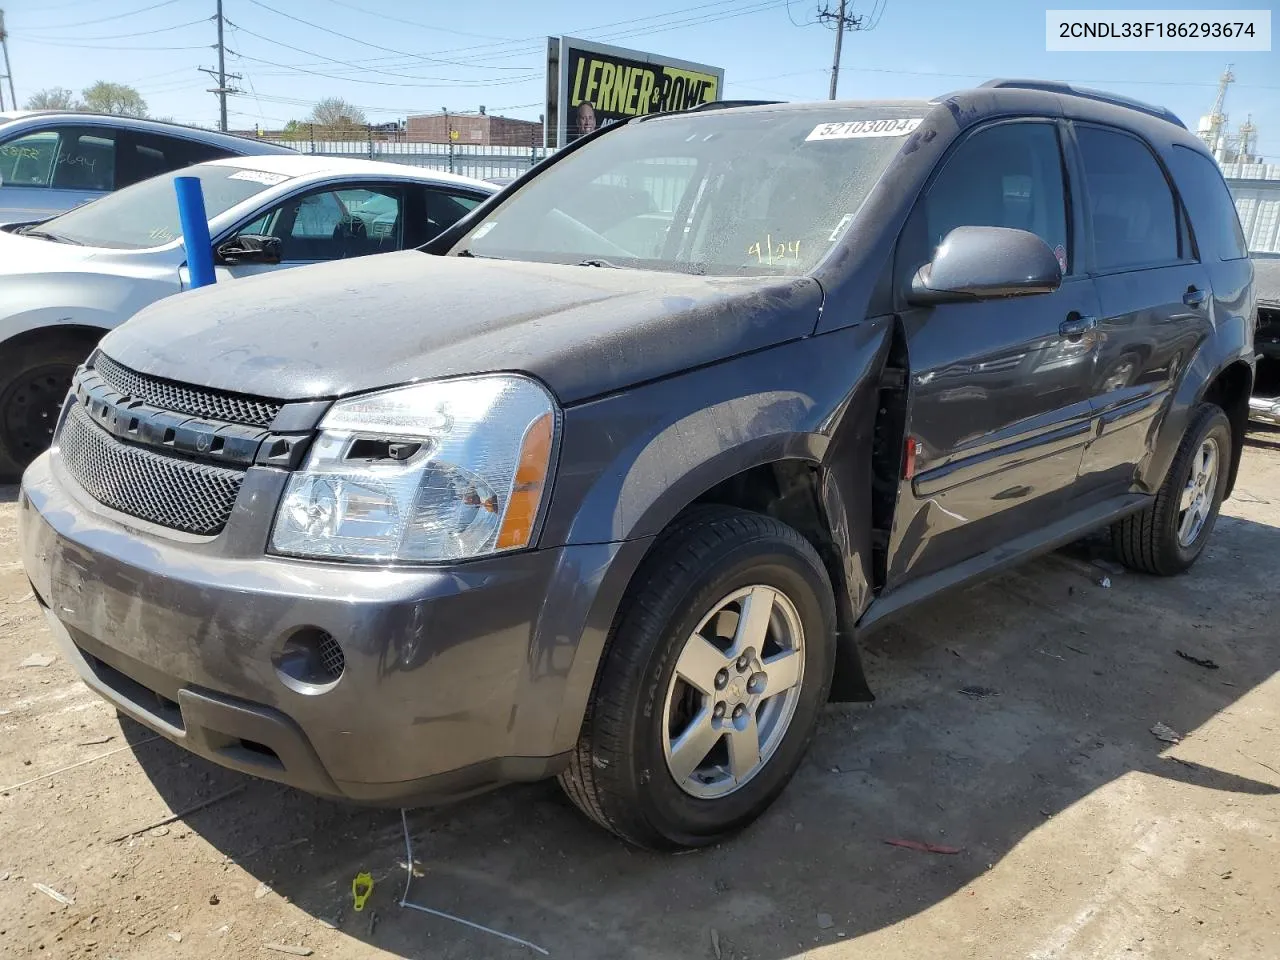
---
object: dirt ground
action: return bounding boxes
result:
[1,432,1277,960]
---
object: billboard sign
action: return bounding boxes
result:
[545,36,724,148]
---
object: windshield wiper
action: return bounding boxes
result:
[17,227,81,245]
[578,258,627,269]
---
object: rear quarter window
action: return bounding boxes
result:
[1166,145,1248,262]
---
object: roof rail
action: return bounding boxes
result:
[638,99,782,122]
[685,99,782,112]
[980,79,1186,129]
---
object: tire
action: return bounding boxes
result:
[559,505,837,850]
[0,334,98,482]
[1110,402,1231,576]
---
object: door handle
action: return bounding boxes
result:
[1059,314,1098,340]
[1183,287,1207,308]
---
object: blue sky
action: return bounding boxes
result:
[4,0,1277,156]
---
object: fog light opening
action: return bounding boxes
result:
[273,627,345,694]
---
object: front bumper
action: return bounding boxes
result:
[18,453,648,804]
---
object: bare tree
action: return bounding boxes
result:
[24,87,77,110]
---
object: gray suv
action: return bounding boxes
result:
[18,81,1256,850]
[0,111,293,223]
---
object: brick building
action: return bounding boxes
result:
[405,109,541,146]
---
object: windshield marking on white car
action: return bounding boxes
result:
[228,170,292,186]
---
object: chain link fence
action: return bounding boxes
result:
[262,132,554,183]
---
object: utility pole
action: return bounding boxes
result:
[818,0,878,100]
[198,0,240,131]
[0,9,17,112]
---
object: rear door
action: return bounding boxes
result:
[421,186,489,243]
[884,119,1102,588]
[1070,124,1212,497]
[0,124,117,220]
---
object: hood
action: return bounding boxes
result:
[0,227,103,275]
[99,252,824,404]
[1254,258,1280,307]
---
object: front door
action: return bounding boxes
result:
[209,182,412,284]
[884,119,1101,588]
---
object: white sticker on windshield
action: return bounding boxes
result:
[828,214,854,242]
[806,118,922,141]
[228,169,291,186]
[472,221,497,239]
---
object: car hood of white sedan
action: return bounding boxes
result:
[0,227,175,278]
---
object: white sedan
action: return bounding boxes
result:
[0,155,496,477]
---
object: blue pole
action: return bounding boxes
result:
[174,176,215,288]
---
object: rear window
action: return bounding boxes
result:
[1167,145,1248,262]
[36,164,292,249]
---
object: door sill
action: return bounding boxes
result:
[856,493,1149,635]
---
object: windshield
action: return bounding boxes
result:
[452,107,924,276]
[35,164,293,249]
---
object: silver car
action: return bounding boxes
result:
[0,155,496,478]
[0,111,294,224]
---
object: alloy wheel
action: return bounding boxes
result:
[660,585,806,800]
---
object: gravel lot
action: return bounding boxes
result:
[1,431,1277,960]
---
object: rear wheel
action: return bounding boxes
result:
[1110,402,1231,575]
[559,506,836,850]
[0,335,97,482]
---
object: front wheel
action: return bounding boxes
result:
[1111,402,1232,575]
[0,335,98,481]
[559,506,836,850]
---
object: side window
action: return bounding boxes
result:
[51,128,116,191]
[921,122,1070,272]
[424,189,483,236]
[1075,126,1181,271]
[0,130,59,187]
[1166,145,1248,261]
[234,185,404,261]
[0,127,115,191]
[118,133,235,188]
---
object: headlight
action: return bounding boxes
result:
[271,375,558,562]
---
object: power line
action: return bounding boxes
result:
[243,0,528,70]
[14,38,209,50]
[20,17,210,42]
[244,0,779,72]
[226,20,530,82]
[228,49,537,89]
[315,0,513,42]
[15,0,183,31]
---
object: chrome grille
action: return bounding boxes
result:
[58,402,243,535]
[93,353,283,428]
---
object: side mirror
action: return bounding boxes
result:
[215,234,282,265]
[908,226,1062,305]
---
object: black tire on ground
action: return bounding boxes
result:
[0,334,98,482]
[559,505,837,850]
[1110,402,1232,576]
